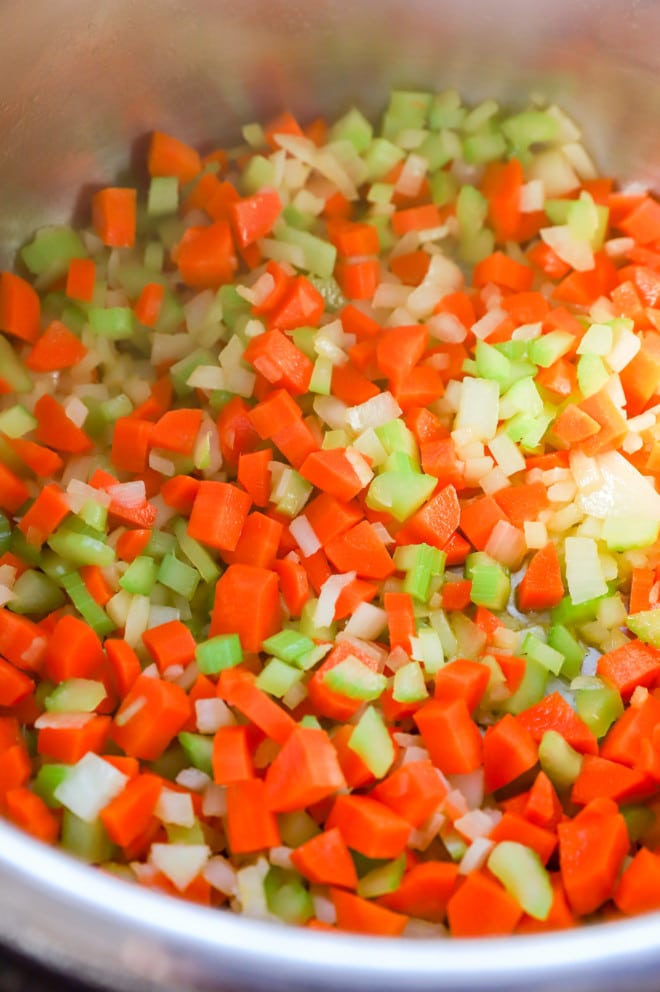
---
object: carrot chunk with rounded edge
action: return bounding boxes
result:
[571,755,654,805]
[0,658,33,707]
[600,694,660,767]
[212,725,255,784]
[187,481,252,552]
[2,436,63,479]
[558,798,629,917]
[264,726,346,812]
[395,484,461,549]
[524,771,563,831]
[112,675,192,761]
[225,779,280,854]
[490,812,557,865]
[151,408,202,455]
[243,329,314,396]
[92,188,137,248]
[518,543,565,611]
[18,483,70,547]
[379,862,458,922]
[231,188,282,247]
[5,787,59,844]
[330,888,408,937]
[34,394,92,454]
[105,639,142,697]
[100,773,162,847]
[142,620,196,673]
[326,794,411,860]
[299,449,370,502]
[0,463,29,515]
[482,713,538,793]
[433,658,490,712]
[269,276,325,331]
[413,698,483,775]
[459,495,508,550]
[596,640,660,699]
[26,320,88,372]
[0,610,47,672]
[272,558,310,617]
[148,131,201,184]
[216,668,295,745]
[44,614,105,683]
[325,521,394,580]
[518,692,598,755]
[370,760,447,827]
[176,221,237,289]
[447,870,523,937]
[290,827,358,890]
[38,716,111,764]
[614,848,660,915]
[0,271,41,342]
[210,564,281,653]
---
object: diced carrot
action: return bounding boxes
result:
[558,798,629,916]
[142,620,197,673]
[447,870,523,937]
[187,481,252,552]
[210,564,281,652]
[370,760,447,827]
[433,658,490,712]
[330,888,408,936]
[244,329,314,396]
[324,520,394,580]
[5,787,59,844]
[92,187,137,248]
[571,755,654,805]
[0,271,41,343]
[264,726,346,812]
[413,698,483,775]
[225,779,281,854]
[34,394,92,454]
[614,847,660,915]
[100,773,162,847]
[517,692,598,755]
[482,713,538,792]
[26,320,87,372]
[38,716,111,764]
[112,675,191,761]
[490,812,557,866]
[384,591,416,653]
[212,725,255,784]
[151,408,202,455]
[291,827,358,890]
[459,495,508,550]
[148,131,201,184]
[597,640,660,699]
[217,668,295,745]
[395,484,460,549]
[326,794,411,859]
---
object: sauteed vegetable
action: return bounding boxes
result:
[1,89,660,936]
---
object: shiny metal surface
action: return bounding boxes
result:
[1,0,660,988]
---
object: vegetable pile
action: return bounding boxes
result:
[2,89,660,938]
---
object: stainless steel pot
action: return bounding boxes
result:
[2,1,660,988]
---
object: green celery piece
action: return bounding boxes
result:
[547,624,584,679]
[456,184,488,238]
[61,810,115,864]
[577,353,609,397]
[363,138,405,181]
[0,513,11,554]
[282,204,316,231]
[262,629,316,665]
[88,306,135,340]
[418,131,458,170]
[60,571,116,637]
[428,89,466,130]
[33,764,70,808]
[274,471,312,518]
[45,678,106,714]
[172,519,220,584]
[383,451,418,474]
[475,340,512,384]
[0,335,32,393]
[10,529,42,568]
[528,331,574,368]
[48,526,115,568]
[467,553,510,611]
[145,530,178,559]
[501,376,544,417]
[324,658,387,701]
[119,555,158,596]
[308,275,346,312]
[463,130,507,165]
[392,661,429,703]
[169,348,216,398]
[551,593,605,626]
[147,176,179,216]
[627,610,660,647]
[459,227,495,265]
[487,841,553,920]
[429,168,459,206]
[98,393,134,425]
[329,107,374,152]
[462,98,499,133]
[9,569,65,616]
[218,285,249,330]
[115,261,166,298]
[40,549,76,583]
[275,224,337,278]
[366,471,436,523]
[357,855,406,899]
[264,867,314,925]
[291,326,318,359]
[157,553,200,600]
[278,811,320,847]
[602,516,659,552]
[386,90,432,130]
[178,732,214,776]
[154,289,184,334]
[502,111,559,152]
[575,681,623,739]
[299,714,322,730]
[78,499,108,533]
[195,633,243,675]
[256,658,303,698]
[166,820,206,845]
[621,804,656,844]
[240,154,277,194]
[538,730,583,791]
[521,633,564,676]
[0,404,37,438]
[309,356,333,395]
[299,599,335,642]
[501,656,549,715]
[21,225,86,276]
[349,706,395,777]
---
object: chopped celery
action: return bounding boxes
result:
[178,732,214,776]
[0,336,32,393]
[61,810,115,864]
[275,225,336,279]
[357,855,406,898]
[33,764,70,808]
[60,572,117,637]
[602,516,659,552]
[627,610,660,647]
[0,513,11,554]
[9,569,65,615]
[487,841,553,920]
[48,527,115,568]
[256,658,303,698]
[467,553,510,611]
[262,630,316,665]
[621,804,656,844]
[547,624,584,680]
[349,705,394,777]
[324,657,387,701]
[21,225,86,276]
[366,470,436,522]
[521,633,564,676]
[0,404,37,438]
[264,867,314,925]
[172,519,221,584]
[157,553,200,600]
[119,555,158,596]
[538,730,583,791]
[278,811,320,847]
[45,678,106,714]
[501,657,548,715]
[392,661,429,703]
[195,633,243,674]
[330,106,374,152]
[88,306,135,339]
[147,176,179,216]
[575,680,623,738]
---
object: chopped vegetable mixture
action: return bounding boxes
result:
[2,89,660,937]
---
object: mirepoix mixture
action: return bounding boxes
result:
[1,89,660,936]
